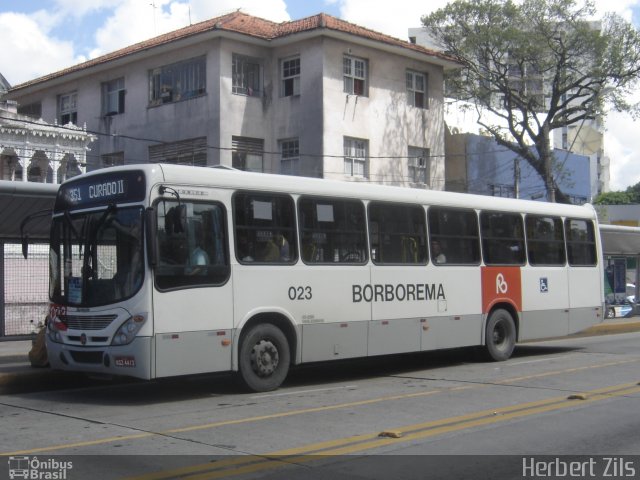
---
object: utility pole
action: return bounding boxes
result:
[514,157,520,199]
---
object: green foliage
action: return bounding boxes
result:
[423,0,640,203]
[624,181,640,203]
[593,181,640,204]
[593,191,632,205]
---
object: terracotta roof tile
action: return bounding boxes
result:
[9,11,457,92]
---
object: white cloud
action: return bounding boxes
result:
[0,12,82,86]
[335,0,640,41]
[592,0,638,21]
[335,0,452,40]
[52,0,125,18]
[89,1,189,58]
[88,0,290,59]
[189,0,290,23]
[605,105,640,191]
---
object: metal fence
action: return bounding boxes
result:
[2,242,49,337]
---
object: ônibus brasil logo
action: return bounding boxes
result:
[8,456,73,479]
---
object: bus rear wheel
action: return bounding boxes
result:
[238,323,290,392]
[484,309,516,361]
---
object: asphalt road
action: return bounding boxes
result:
[1,330,640,479]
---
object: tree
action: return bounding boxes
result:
[593,191,631,205]
[423,0,640,203]
[593,180,640,204]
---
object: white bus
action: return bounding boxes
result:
[40,164,603,391]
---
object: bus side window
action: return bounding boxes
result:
[233,192,297,264]
[155,200,229,290]
[565,218,596,266]
[299,197,367,264]
[368,202,427,265]
[428,207,480,265]
[480,211,525,265]
[526,215,566,266]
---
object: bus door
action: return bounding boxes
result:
[152,198,233,377]
[520,215,569,339]
[566,219,602,332]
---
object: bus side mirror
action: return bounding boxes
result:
[22,236,29,259]
[145,207,157,267]
[20,209,51,259]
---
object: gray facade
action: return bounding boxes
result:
[6,12,460,190]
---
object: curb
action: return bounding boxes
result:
[580,320,640,336]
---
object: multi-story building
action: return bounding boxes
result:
[5,11,459,189]
[446,132,595,204]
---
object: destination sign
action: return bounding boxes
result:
[54,170,146,210]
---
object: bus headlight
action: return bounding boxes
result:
[47,317,66,344]
[111,314,147,346]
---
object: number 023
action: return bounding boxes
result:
[288,286,312,301]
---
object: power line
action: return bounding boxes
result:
[0,114,519,161]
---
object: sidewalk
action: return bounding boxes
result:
[1,316,640,393]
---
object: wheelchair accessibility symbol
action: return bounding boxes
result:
[540,277,549,293]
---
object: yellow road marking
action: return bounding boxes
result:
[2,358,638,456]
[123,382,640,480]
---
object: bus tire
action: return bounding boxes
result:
[238,323,290,392]
[484,309,516,361]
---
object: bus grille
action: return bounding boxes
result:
[62,314,117,330]
[69,350,104,364]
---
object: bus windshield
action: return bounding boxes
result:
[49,206,145,307]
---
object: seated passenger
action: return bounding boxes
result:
[431,240,447,264]
[259,239,280,262]
[186,243,209,275]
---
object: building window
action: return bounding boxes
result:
[149,137,207,166]
[408,146,429,184]
[406,70,427,108]
[102,78,125,115]
[58,92,77,125]
[489,183,515,198]
[281,56,300,97]
[233,54,261,97]
[232,136,264,172]
[344,137,368,178]
[101,152,125,168]
[149,56,205,106]
[343,55,368,96]
[17,102,42,119]
[280,138,299,175]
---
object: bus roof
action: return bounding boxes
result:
[73,163,598,220]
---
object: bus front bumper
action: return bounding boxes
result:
[46,337,152,380]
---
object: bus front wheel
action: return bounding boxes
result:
[238,323,290,392]
[484,309,516,361]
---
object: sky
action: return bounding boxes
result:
[1,0,640,192]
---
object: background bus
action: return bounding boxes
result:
[41,164,603,392]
